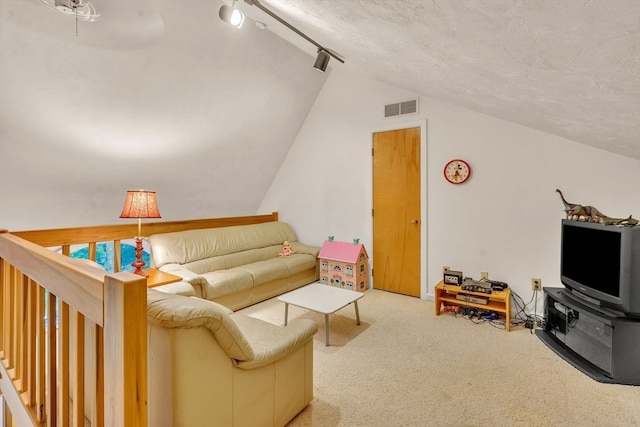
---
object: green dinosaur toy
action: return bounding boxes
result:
[556,189,638,226]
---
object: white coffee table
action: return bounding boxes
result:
[277,282,364,346]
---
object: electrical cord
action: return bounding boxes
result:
[510,288,547,332]
[488,318,506,330]
[442,287,546,332]
[448,304,507,328]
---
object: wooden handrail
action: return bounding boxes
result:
[1,232,103,325]
[12,213,279,247]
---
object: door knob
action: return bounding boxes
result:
[411,219,419,224]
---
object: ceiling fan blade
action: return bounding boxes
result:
[35,0,165,49]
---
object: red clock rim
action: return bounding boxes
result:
[443,159,471,184]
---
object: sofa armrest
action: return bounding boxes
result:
[289,242,321,258]
[229,314,318,370]
[156,265,207,297]
[147,290,255,361]
[159,264,205,284]
[152,281,199,297]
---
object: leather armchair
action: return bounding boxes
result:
[146,290,317,427]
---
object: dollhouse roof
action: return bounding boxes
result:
[318,241,368,263]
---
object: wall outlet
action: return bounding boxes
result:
[531,278,542,291]
[443,266,450,273]
[480,272,489,280]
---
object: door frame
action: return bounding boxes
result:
[370,119,428,299]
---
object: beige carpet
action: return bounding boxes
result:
[237,288,640,427]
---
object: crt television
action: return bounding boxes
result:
[560,219,640,317]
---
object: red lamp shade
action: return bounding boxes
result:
[119,190,161,276]
[119,190,161,220]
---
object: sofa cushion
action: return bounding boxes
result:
[273,253,318,275]
[238,259,289,285]
[198,255,317,299]
[199,269,254,299]
[149,222,300,268]
[182,246,281,274]
[147,290,254,361]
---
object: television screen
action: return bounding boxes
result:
[561,224,621,298]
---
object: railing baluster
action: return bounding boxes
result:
[96,325,104,427]
[36,286,46,423]
[46,292,57,427]
[114,239,122,273]
[88,242,97,262]
[59,299,70,426]
[26,278,37,407]
[73,309,85,427]
[0,260,7,360]
[16,274,27,394]
[6,265,15,371]
[0,259,4,360]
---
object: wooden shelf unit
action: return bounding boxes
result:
[434,280,512,331]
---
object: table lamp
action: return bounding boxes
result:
[119,189,161,275]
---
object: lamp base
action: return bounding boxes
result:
[131,237,147,276]
[132,268,148,277]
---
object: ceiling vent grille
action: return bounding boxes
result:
[384,98,419,118]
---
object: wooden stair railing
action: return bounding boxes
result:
[0,230,147,427]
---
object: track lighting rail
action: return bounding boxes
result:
[245,0,344,64]
[220,0,344,71]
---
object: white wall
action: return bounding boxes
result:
[259,68,640,314]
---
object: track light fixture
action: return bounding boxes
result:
[219,0,344,72]
[313,49,330,72]
[219,0,245,28]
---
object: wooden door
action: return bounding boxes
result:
[372,127,421,296]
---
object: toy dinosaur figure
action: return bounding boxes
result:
[556,189,638,226]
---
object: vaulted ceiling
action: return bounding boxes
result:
[1,0,639,174]
[238,0,640,159]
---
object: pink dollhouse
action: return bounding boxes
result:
[318,240,369,292]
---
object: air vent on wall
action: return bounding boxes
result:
[384,98,419,118]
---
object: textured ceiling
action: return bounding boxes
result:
[240,0,640,159]
[1,0,639,162]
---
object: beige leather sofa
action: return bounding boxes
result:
[149,222,319,310]
[147,289,318,427]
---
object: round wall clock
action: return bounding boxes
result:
[443,159,471,184]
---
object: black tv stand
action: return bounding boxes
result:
[536,288,640,385]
